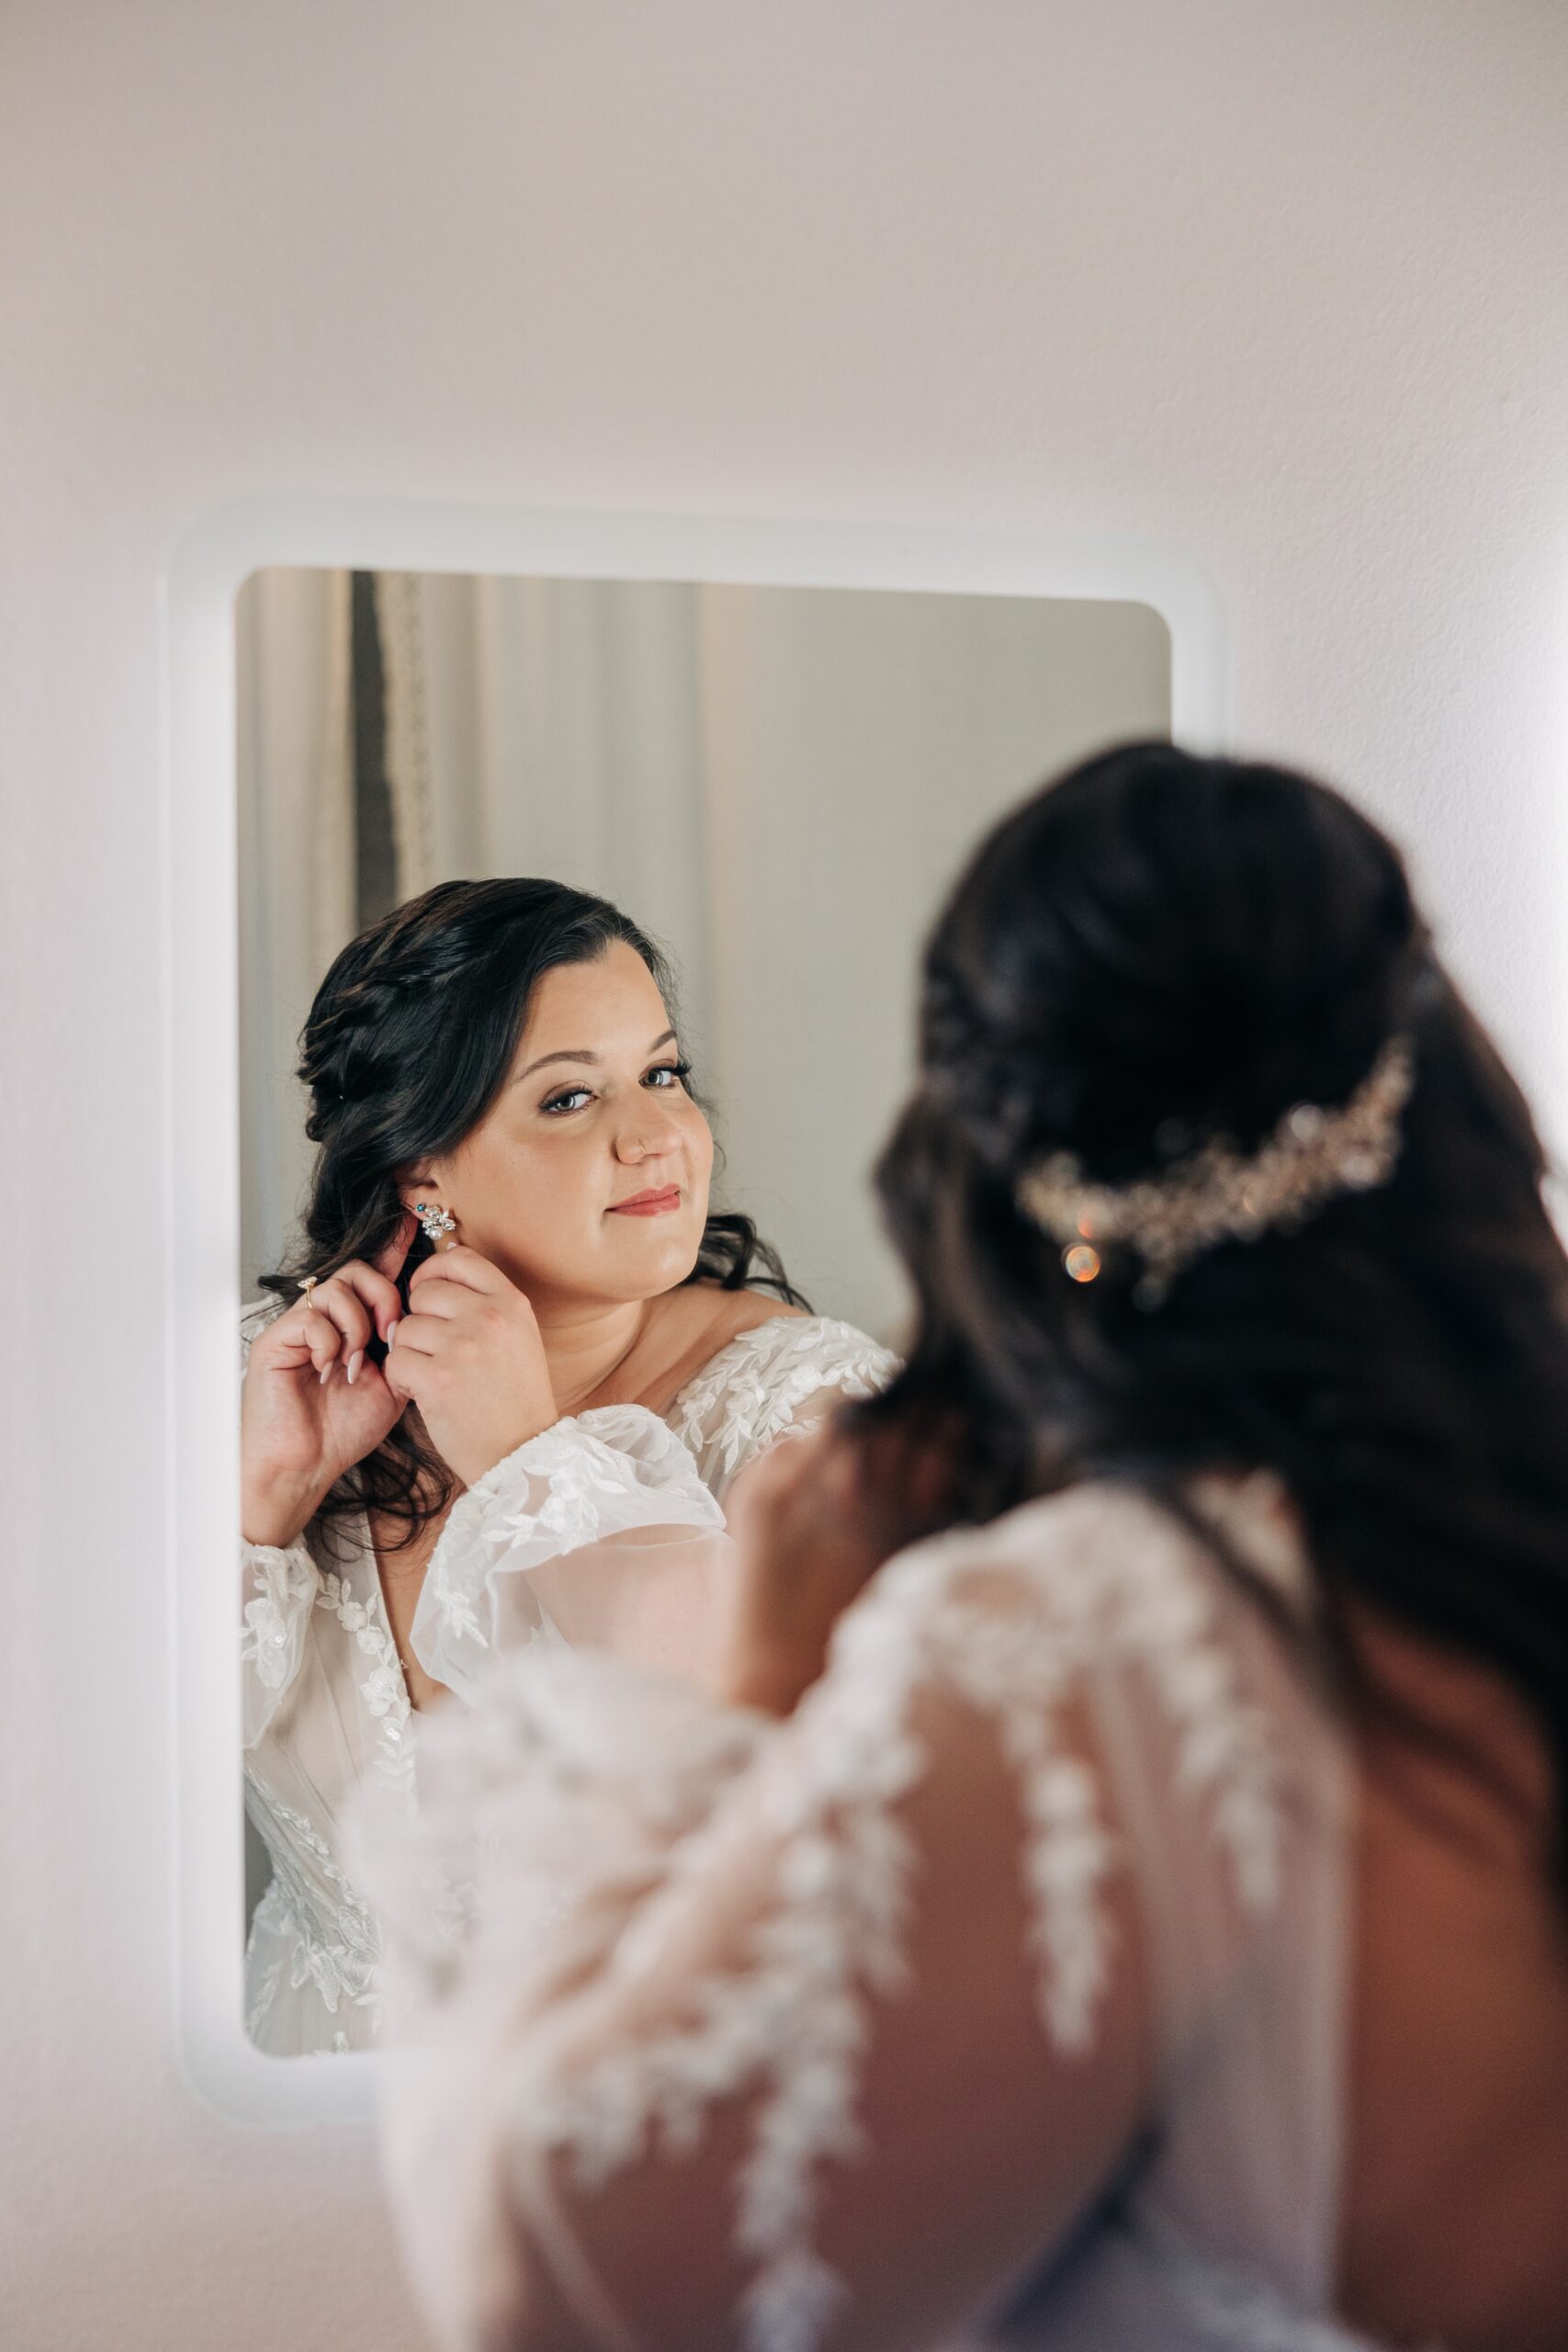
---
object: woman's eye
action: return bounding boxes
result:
[540,1061,689,1114]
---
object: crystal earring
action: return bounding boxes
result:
[414,1201,457,1244]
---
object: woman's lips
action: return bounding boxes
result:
[607,1185,682,1217]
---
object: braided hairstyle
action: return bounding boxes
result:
[255,876,803,1555]
[858,741,1568,1897]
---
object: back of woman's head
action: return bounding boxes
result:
[870,741,1568,1885]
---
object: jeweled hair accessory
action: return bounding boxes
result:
[1016,1032,1416,1306]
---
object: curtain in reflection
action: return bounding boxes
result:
[237,569,716,1298]
[236,566,355,1302]
[375,571,713,1005]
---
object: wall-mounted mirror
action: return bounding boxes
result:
[168,503,1224,2118]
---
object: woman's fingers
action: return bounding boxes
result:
[261,1301,350,1385]
[407,1244,504,1302]
[378,1312,443,1401]
[378,1307,443,1358]
[288,1269,393,1385]
[314,1257,405,1344]
[295,1298,362,1383]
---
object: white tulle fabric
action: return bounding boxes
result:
[240,1308,896,2056]
[354,1473,1367,2352]
[408,1406,730,1705]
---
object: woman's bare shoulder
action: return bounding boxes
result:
[661,1287,809,1394]
[698,1287,810,1349]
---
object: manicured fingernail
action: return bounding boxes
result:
[319,1362,332,1385]
[385,1319,400,1348]
[346,1350,364,1385]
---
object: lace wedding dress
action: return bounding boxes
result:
[240,1308,896,2057]
[354,1470,1380,2352]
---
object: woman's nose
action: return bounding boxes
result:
[615,1100,680,1162]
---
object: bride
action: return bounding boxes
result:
[360,746,1568,2351]
[239,877,894,2056]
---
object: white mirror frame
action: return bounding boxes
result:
[164,496,1230,2123]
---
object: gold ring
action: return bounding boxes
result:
[299,1276,319,1310]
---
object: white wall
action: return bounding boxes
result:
[692,586,1171,1332]
[4,6,1566,2348]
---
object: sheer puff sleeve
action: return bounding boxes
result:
[355,1481,1294,2352]
[240,1537,321,1748]
[410,1407,729,1702]
[412,1320,897,1702]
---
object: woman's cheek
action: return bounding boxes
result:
[685,1106,716,1187]
[515,1142,595,1266]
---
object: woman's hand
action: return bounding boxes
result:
[716,1420,908,1716]
[241,1218,414,1548]
[381,1243,558,1489]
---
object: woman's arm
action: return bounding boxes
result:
[408,1405,731,1699]
[408,1317,899,1701]
[238,1258,405,1741]
[360,1492,1286,2352]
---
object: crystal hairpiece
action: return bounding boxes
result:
[1015,1033,1416,1306]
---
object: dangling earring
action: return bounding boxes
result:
[414,1201,457,1244]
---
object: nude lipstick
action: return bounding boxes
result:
[607,1185,682,1216]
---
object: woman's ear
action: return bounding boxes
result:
[396,1168,442,1216]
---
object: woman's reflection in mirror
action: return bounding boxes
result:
[239,878,896,2053]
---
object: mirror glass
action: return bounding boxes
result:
[236,564,1172,2051]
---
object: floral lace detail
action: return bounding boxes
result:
[318,1562,417,1799]
[412,1406,727,1701]
[241,1544,318,1690]
[493,1487,1282,2352]
[243,1887,289,2040]
[242,1299,895,2054]
[663,1317,900,1500]
[245,1781,382,2024]
[430,1423,677,1640]
[358,1647,771,2014]
[905,1497,1282,2045]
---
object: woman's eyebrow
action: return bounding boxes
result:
[513,1029,677,1085]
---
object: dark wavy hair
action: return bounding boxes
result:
[861,741,1568,1894]
[254,877,804,1555]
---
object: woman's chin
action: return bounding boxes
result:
[599,1219,705,1295]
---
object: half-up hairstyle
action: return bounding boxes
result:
[860,741,1568,1899]
[254,877,803,1557]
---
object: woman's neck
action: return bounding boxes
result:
[536,1295,655,1418]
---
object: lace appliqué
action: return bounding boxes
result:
[245,1781,382,2028]
[317,1566,417,1798]
[241,1545,318,1690]
[243,1892,289,2041]
[492,1420,701,1554]
[514,1491,1283,2352]
[664,1317,899,1498]
[417,1409,727,1679]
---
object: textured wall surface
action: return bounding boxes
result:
[3,5,1566,2347]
